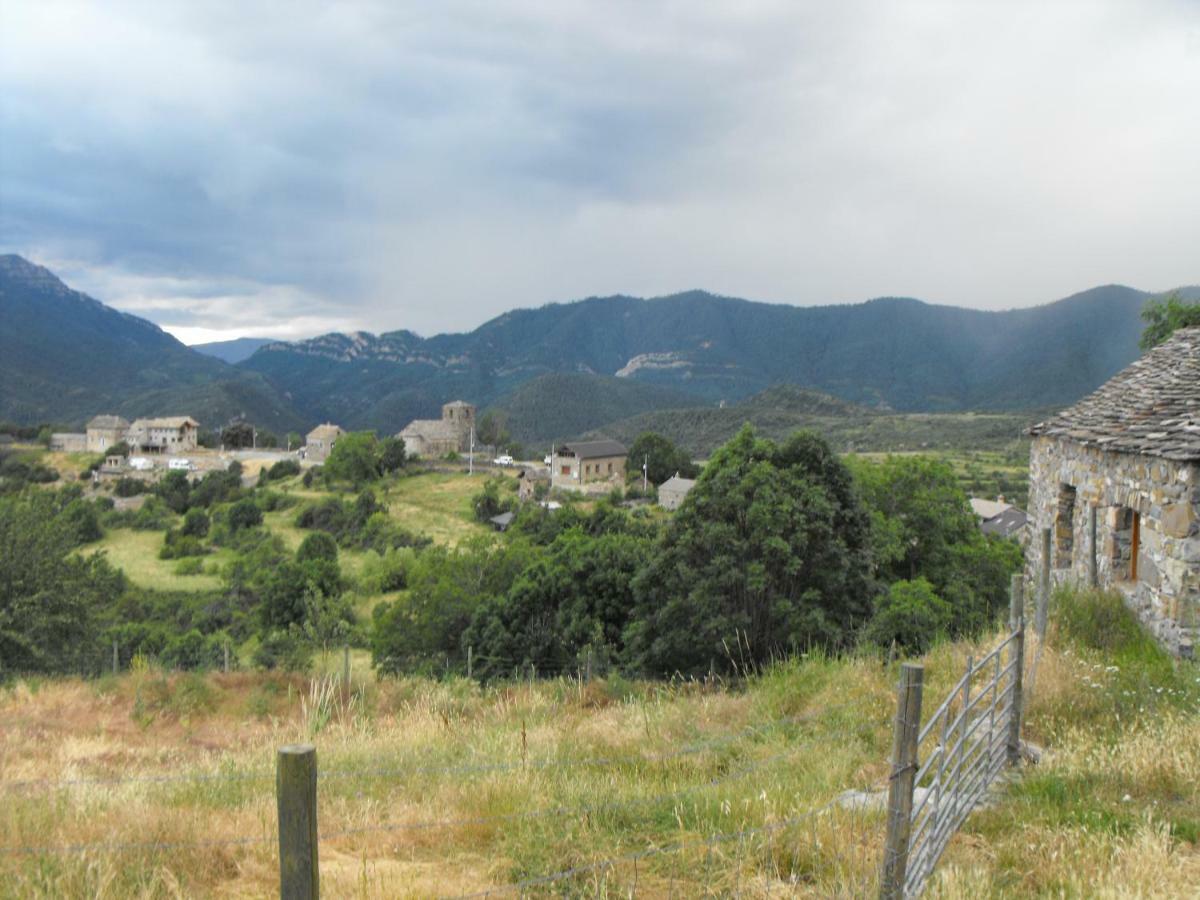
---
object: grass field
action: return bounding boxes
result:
[88,528,229,592]
[2,590,1196,897]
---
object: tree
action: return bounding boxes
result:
[182,508,211,538]
[1140,292,1200,350]
[221,421,255,449]
[155,470,192,514]
[324,431,382,486]
[864,578,952,654]
[0,490,125,674]
[627,432,699,486]
[379,437,408,474]
[626,426,877,675]
[297,531,338,564]
[227,497,263,532]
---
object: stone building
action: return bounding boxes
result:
[517,467,550,501]
[126,417,200,453]
[397,401,475,458]
[305,423,344,462]
[552,440,627,490]
[658,473,697,511]
[86,415,130,453]
[50,432,87,452]
[1026,326,1200,657]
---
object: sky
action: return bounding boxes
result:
[1,1,1198,344]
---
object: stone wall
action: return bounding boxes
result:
[1026,435,1200,657]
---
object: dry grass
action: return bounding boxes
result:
[2,598,1196,897]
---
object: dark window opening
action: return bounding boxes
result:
[1112,507,1140,582]
[1056,484,1076,568]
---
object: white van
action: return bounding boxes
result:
[128,457,153,471]
[168,458,193,471]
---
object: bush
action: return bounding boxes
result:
[253,629,313,672]
[227,497,263,532]
[113,477,146,497]
[265,459,301,482]
[159,528,210,560]
[174,557,204,576]
[181,508,210,538]
[297,531,338,564]
[864,578,952,655]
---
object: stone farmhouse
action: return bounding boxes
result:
[125,417,200,453]
[969,497,1029,541]
[658,473,697,511]
[1026,326,1200,657]
[86,415,130,453]
[304,423,344,462]
[397,401,475,458]
[552,440,627,490]
[49,432,87,452]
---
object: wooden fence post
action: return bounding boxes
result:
[467,644,473,680]
[1088,505,1098,587]
[277,744,319,900]
[1008,573,1024,632]
[1037,527,1051,639]
[112,639,118,675]
[342,644,350,690]
[880,663,923,900]
[224,641,231,674]
[1007,584,1025,767]
[585,647,593,683]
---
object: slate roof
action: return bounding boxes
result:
[980,507,1028,539]
[307,423,343,441]
[559,440,627,459]
[659,474,697,493]
[87,415,129,430]
[129,417,199,429]
[1029,327,1200,462]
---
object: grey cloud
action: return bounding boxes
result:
[1,0,1197,340]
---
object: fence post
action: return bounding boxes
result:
[585,647,593,683]
[1088,505,1098,587]
[224,641,231,674]
[1037,527,1051,639]
[112,639,118,676]
[880,663,923,900]
[277,744,319,900]
[467,644,473,680]
[342,644,350,690]
[1008,573,1023,632]
[1007,584,1025,767]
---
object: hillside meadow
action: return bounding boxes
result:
[1,589,1197,897]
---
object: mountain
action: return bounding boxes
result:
[582,384,1035,457]
[241,284,1197,432]
[0,255,305,432]
[192,337,277,364]
[485,374,709,447]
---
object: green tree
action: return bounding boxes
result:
[626,426,877,675]
[297,531,338,564]
[1140,292,1200,350]
[0,490,125,674]
[227,497,263,532]
[155,469,192,514]
[627,432,699,486]
[221,421,255,449]
[864,578,952,654]
[324,431,382,486]
[181,508,211,538]
[379,437,408,474]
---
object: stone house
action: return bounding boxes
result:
[1026,326,1200,657]
[126,417,200,453]
[86,415,130,453]
[517,467,550,501]
[397,401,475,458]
[50,432,87,452]
[305,423,344,462]
[969,497,1029,541]
[658,473,697,511]
[552,440,627,490]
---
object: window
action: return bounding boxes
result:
[1112,507,1140,582]
[607,462,613,473]
[561,465,571,476]
[1055,484,1076,568]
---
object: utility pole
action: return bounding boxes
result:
[469,425,475,475]
[642,455,648,493]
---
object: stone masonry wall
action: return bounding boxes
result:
[1026,435,1200,657]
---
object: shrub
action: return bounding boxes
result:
[864,578,952,655]
[181,508,210,538]
[265,458,301,481]
[253,629,313,672]
[113,477,146,498]
[174,557,204,576]
[227,497,263,532]
[297,531,338,564]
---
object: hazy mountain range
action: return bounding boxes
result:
[1,253,1195,450]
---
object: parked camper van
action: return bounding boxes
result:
[168,458,193,471]
[128,457,153,471]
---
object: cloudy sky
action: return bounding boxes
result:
[2,1,1198,343]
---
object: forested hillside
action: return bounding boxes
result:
[0,256,304,432]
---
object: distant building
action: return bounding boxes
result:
[50,432,87,452]
[517,467,550,501]
[489,511,516,532]
[1026,326,1200,658]
[658,473,698,511]
[86,415,130,453]
[969,498,1029,540]
[126,417,200,454]
[553,440,627,489]
[397,401,476,458]
[305,423,344,462]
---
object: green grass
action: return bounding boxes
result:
[87,529,229,591]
